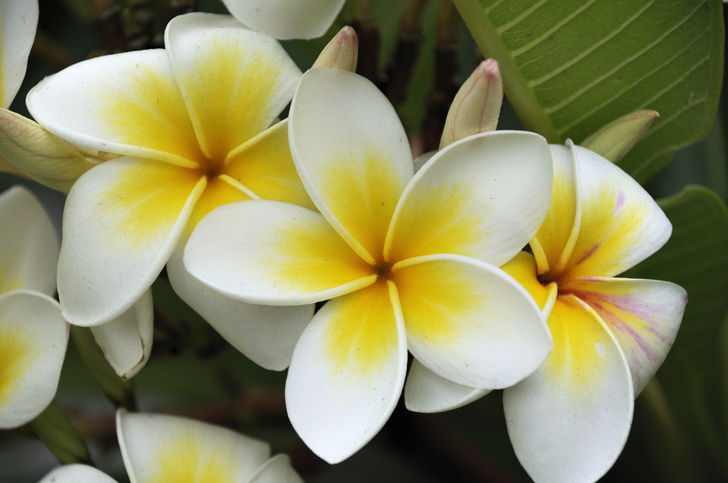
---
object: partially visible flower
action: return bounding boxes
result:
[0,186,67,429]
[25,13,314,340]
[407,141,686,482]
[184,68,554,462]
[39,410,302,482]
[221,0,345,39]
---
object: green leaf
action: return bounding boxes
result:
[453,0,723,183]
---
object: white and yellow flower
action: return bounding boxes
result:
[0,186,67,429]
[184,68,554,462]
[221,0,345,39]
[24,13,319,370]
[407,141,686,483]
[39,410,302,483]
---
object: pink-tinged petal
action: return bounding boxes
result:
[289,68,413,264]
[531,141,581,276]
[503,294,633,483]
[221,0,345,40]
[39,464,118,483]
[184,200,375,305]
[58,158,205,326]
[393,254,551,389]
[0,0,37,107]
[165,13,301,161]
[285,281,407,463]
[440,59,503,148]
[248,454,303,483]
[27,50,203,167]
[168,251,313,371]
[563,277,687,394]
[0,109,98,193]
[90,289,153,381]
[404,359,490,413]
[117,410,271,482]
[386,131,552,267]
[561,145,671,279]
[0,291,67,429]
[0,186,58,296]
[224,119,314,212]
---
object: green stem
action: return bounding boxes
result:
[30,402,92,465]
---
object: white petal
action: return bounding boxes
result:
[393,254,551,389]
[221,0,345,39]
[248,454,303,483]
[404,359,489,413]
[285,282,407,463]
[185,200,375,305]
[386,131,552,267]
[165,13,301,160]
[289,68,413,263]
[117,409,271,482]
[0,185,58,296]
[90,289,153,381]
[503,295,633,483]
[58,158,205,326]
[0,291,67,429]
[167,250,313,371]
[0,0,37,107]
[39,464,118,483]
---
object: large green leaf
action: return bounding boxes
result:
[453,0,723,183]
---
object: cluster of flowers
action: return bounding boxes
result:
[0,0,687,481]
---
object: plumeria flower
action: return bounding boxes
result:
[0,186,67,429]
[0,0,37,177]
[39,410,302,482]
[221,0,345,39]
[407,141,686,483]
[184,68,554,462]
[24,13,318,371]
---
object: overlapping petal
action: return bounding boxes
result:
[0,0,37,108]
[90,289,153,380]
[27,50,202,167]
[185,200,375,305]
[385,131,552,267]
[562,277,687,394]
[285,281,407,463]
[221,0,345,40]
[289,68,413,264]
[167,252,313,371]
[393,254,550,389]
[0,291,67,429]
[503,295,633,483]
[0,185,58,296]
[404,360,490,413]
[249,455,303,483]
[560,145,671,280]
[165,13,301,161]
[117,410,272,483]
[58,158,206,326]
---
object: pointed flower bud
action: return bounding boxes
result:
[312,26,358,72]
[581,109,659,163]
[440,58,503,149]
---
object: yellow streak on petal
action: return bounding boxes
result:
[225,121,314,211]
[99,64,203,163]
[183,177,252,240]
[181,38,286,160]
[386,179,482,263]
[544,294,611,391]
[500,252,553,310]
[317,147,407,262]
[324,281,398,377]
[0,270,22,295]
[150,431,235,483]
[100,162,203,247]
[263,213,375,295]
[0,325,32,406]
